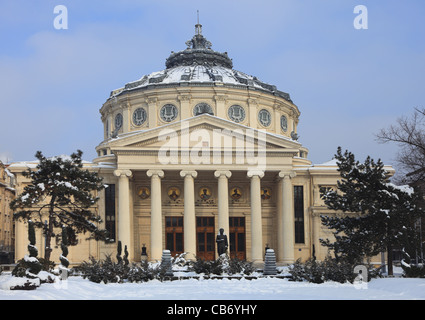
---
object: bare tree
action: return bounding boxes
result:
[377,107,425,184]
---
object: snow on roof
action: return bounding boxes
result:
[318,158,339,166]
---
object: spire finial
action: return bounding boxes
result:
[195,10,202,35]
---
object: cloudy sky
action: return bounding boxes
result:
[1,0,424,174]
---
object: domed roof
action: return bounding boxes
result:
[110,24,292,103]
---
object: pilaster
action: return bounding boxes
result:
[278,171,296,264]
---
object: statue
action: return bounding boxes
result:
[216,228,228,256]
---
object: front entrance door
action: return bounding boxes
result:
[165,217,184,257]
[196,217,215,261]
[229,217,246,260]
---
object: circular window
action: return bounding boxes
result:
[193,103,214,116]
[114,113,123,129]
[258,109,271,127]
[160,104,178,122]
[228,105,246,123]
[132,108,147,126]
[280,115,288,132]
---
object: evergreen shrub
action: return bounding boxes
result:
[402,264,425,278]
[289,256,378,284]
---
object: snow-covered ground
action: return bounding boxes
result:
[1,273,424,300]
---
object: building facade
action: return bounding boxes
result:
[0,161,15,263]
[8,24,394,266]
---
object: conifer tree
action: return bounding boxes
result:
[12,220,42,280]
[10,150,109,261]
[320,147,424,275]
[116,241,122,264]
[25,220,42,278]
[123,245,129,266]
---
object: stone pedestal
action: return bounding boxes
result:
[264,249,277,275]
[161,250,173,277]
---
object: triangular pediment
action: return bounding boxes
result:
[109,114,301,152]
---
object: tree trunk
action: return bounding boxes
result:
[387,245,393,276]
[44,216,54,261]
[44,196,56,261]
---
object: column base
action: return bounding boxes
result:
[252,260,264,269]
[278,259,295,265]
[184,252,197,261]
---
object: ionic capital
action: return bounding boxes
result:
[247,170,264,179]
[180,170,198,179]
[214,170,232,179]
[278,171,296,179]
[147,169,164,178]
[114,169,133,178]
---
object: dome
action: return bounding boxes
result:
[110,24,292,103]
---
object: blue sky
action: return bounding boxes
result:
[1,1,424,174]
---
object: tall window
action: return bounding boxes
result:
[105,184,116,242]
[294,186,305,244]
[229,217,246,260]
[196,217,215,261]
[165,217,184,256]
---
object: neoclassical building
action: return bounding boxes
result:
[8,24,394,265]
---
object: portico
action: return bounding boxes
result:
[111,166,297,264]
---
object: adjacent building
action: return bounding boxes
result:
[0,161,15,263]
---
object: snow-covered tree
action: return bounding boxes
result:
[12,220,42,286]
[320,147,424,275]
[24,220,42,278]
[10,150,109,262]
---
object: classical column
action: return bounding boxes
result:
[214,170,232,242]
[278,171,296,264]
[180,170,198,260]
[147,169,164,261]
[114,169,133,260]
[247,170,264,264]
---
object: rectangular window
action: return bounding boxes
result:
[229,217,246,260]
[196,217,215,261]
[104,184,116,242]
[294,186,305,244]
[165,217,184,256]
